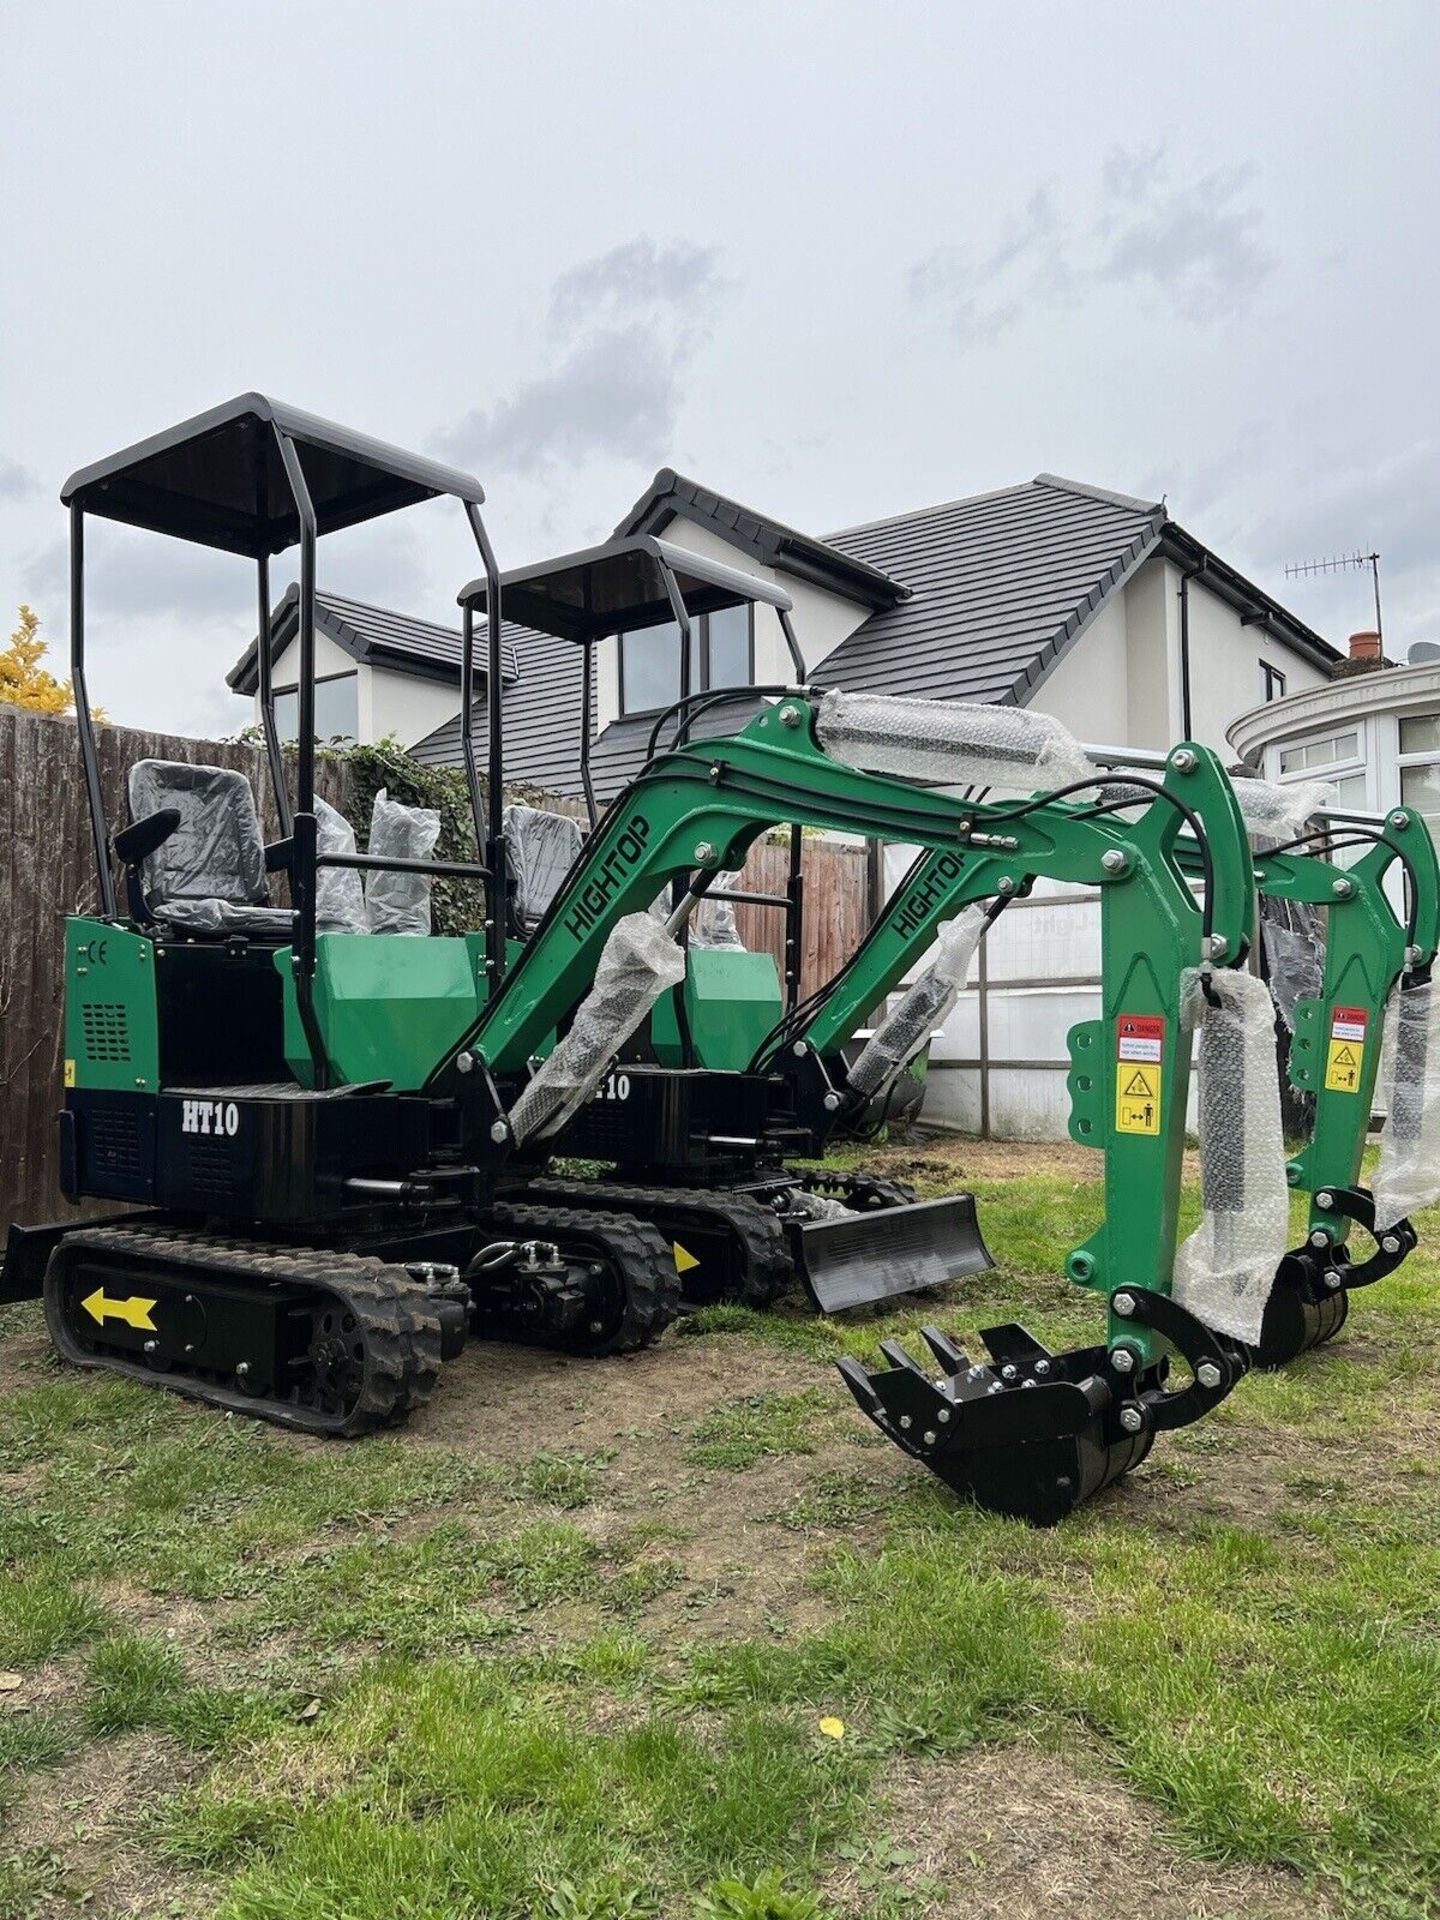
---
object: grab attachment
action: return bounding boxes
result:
[837,1289,1247,1526]
[1252,1186,1417,1368]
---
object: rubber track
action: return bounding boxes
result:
[802,1172,921,1210]
[521,1179,793,1309]
[490,1200,681,1351]
[43,1224,442,1438]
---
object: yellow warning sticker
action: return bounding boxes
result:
[80,1288,157,1331]
[1115,1064,1162,1135]
[63,1059,76,1088]
[673,1242,700,1274]
[1324,1038,1365,1093]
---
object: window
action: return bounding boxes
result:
[1398,711,1440,840]
[273,672,358,744]
[1260,661,1287,703]
[1279,732,1359,775]
[618,607,754,715]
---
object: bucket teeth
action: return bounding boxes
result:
[836,1355,886,1421]
[878,1337,928,1375]
[920,1324,968,1375]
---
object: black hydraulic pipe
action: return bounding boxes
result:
[69,505,116,919]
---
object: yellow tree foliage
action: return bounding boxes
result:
[0,605,76,715]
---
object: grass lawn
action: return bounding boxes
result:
[1,1137,1437,1919]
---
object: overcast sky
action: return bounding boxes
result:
[3,0,1436,737]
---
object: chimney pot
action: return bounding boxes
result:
[1349,630,1382,662]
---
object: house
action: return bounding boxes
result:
[404,468,1340,794]
[1229,630,1440,844]
[227,581,519,748]
[232,468,1339,787]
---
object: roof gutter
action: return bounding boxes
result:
[1159,527,1339,674]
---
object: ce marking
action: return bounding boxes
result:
[82,937,109,965]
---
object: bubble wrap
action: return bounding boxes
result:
[365,788,441,936]
[1373,981,1440,1229]
[1172,968,1290,1345]
[509,913,687,1144]
[505,804,584,932]
[817,691,1095,796]
[1232,776,1336,847]
[315,796,367,934]
[847,905,988,1099]
[1261,915,1324,1031]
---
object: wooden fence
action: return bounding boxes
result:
[0,706,870,1234]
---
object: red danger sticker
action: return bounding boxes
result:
[1331,1006,1368,1043]
[1116,1014,1165,1064]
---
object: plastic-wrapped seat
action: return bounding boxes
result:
[126,760,294,937]
[505,804,585,935]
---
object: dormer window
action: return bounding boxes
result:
[618,606,754,716]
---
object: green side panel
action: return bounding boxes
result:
[652,950,784,1071]
[278,935,484,1091]
[63,918,159,1092]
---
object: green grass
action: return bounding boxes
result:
[1,1144,1438,1916]
[686,1390,838,1470]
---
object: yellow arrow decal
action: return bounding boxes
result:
[81,1288,157,1332]
[672,1242,700,1274]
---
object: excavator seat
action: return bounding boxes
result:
[124,761,294,938]
[505,803,585,935]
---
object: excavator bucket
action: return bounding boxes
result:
[787,1194,994,1315]
[838,1289,1248,1525]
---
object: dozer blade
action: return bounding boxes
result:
[838,1290,1246,1525]
[788,1194,993,1315]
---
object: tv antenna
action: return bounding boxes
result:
[1285,549,1383,651]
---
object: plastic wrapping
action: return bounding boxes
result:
[817,691,1095,796]
[1172,968,1290,1345]
[129,760,268,907]
[509,913,688,1144]
[315,796,367,935]
[1373,981,1440,1229]
[127,760,294,935]
[1232,776,1336,847]
[690,870,744,951]
[505,804,584,933]
[847,905,988,1099]
[1261,915,1325,1031]
[365,788,441,936]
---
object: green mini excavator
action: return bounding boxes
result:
[12,394,1424,1526]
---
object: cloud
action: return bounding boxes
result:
[437,238,729,479]
[24,521,250,625]
[0,458,39,501]
[1096,161,1272,322]
[911,147,1274,345]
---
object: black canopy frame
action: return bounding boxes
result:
[459,535,811,1015]
[62,394,504,1086]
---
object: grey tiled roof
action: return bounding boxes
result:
[819,476,1164,703]
[227,583,520,695]
[410,618,590,791]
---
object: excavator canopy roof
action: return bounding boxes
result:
[459,535,794,643]
[61,393,486,557]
